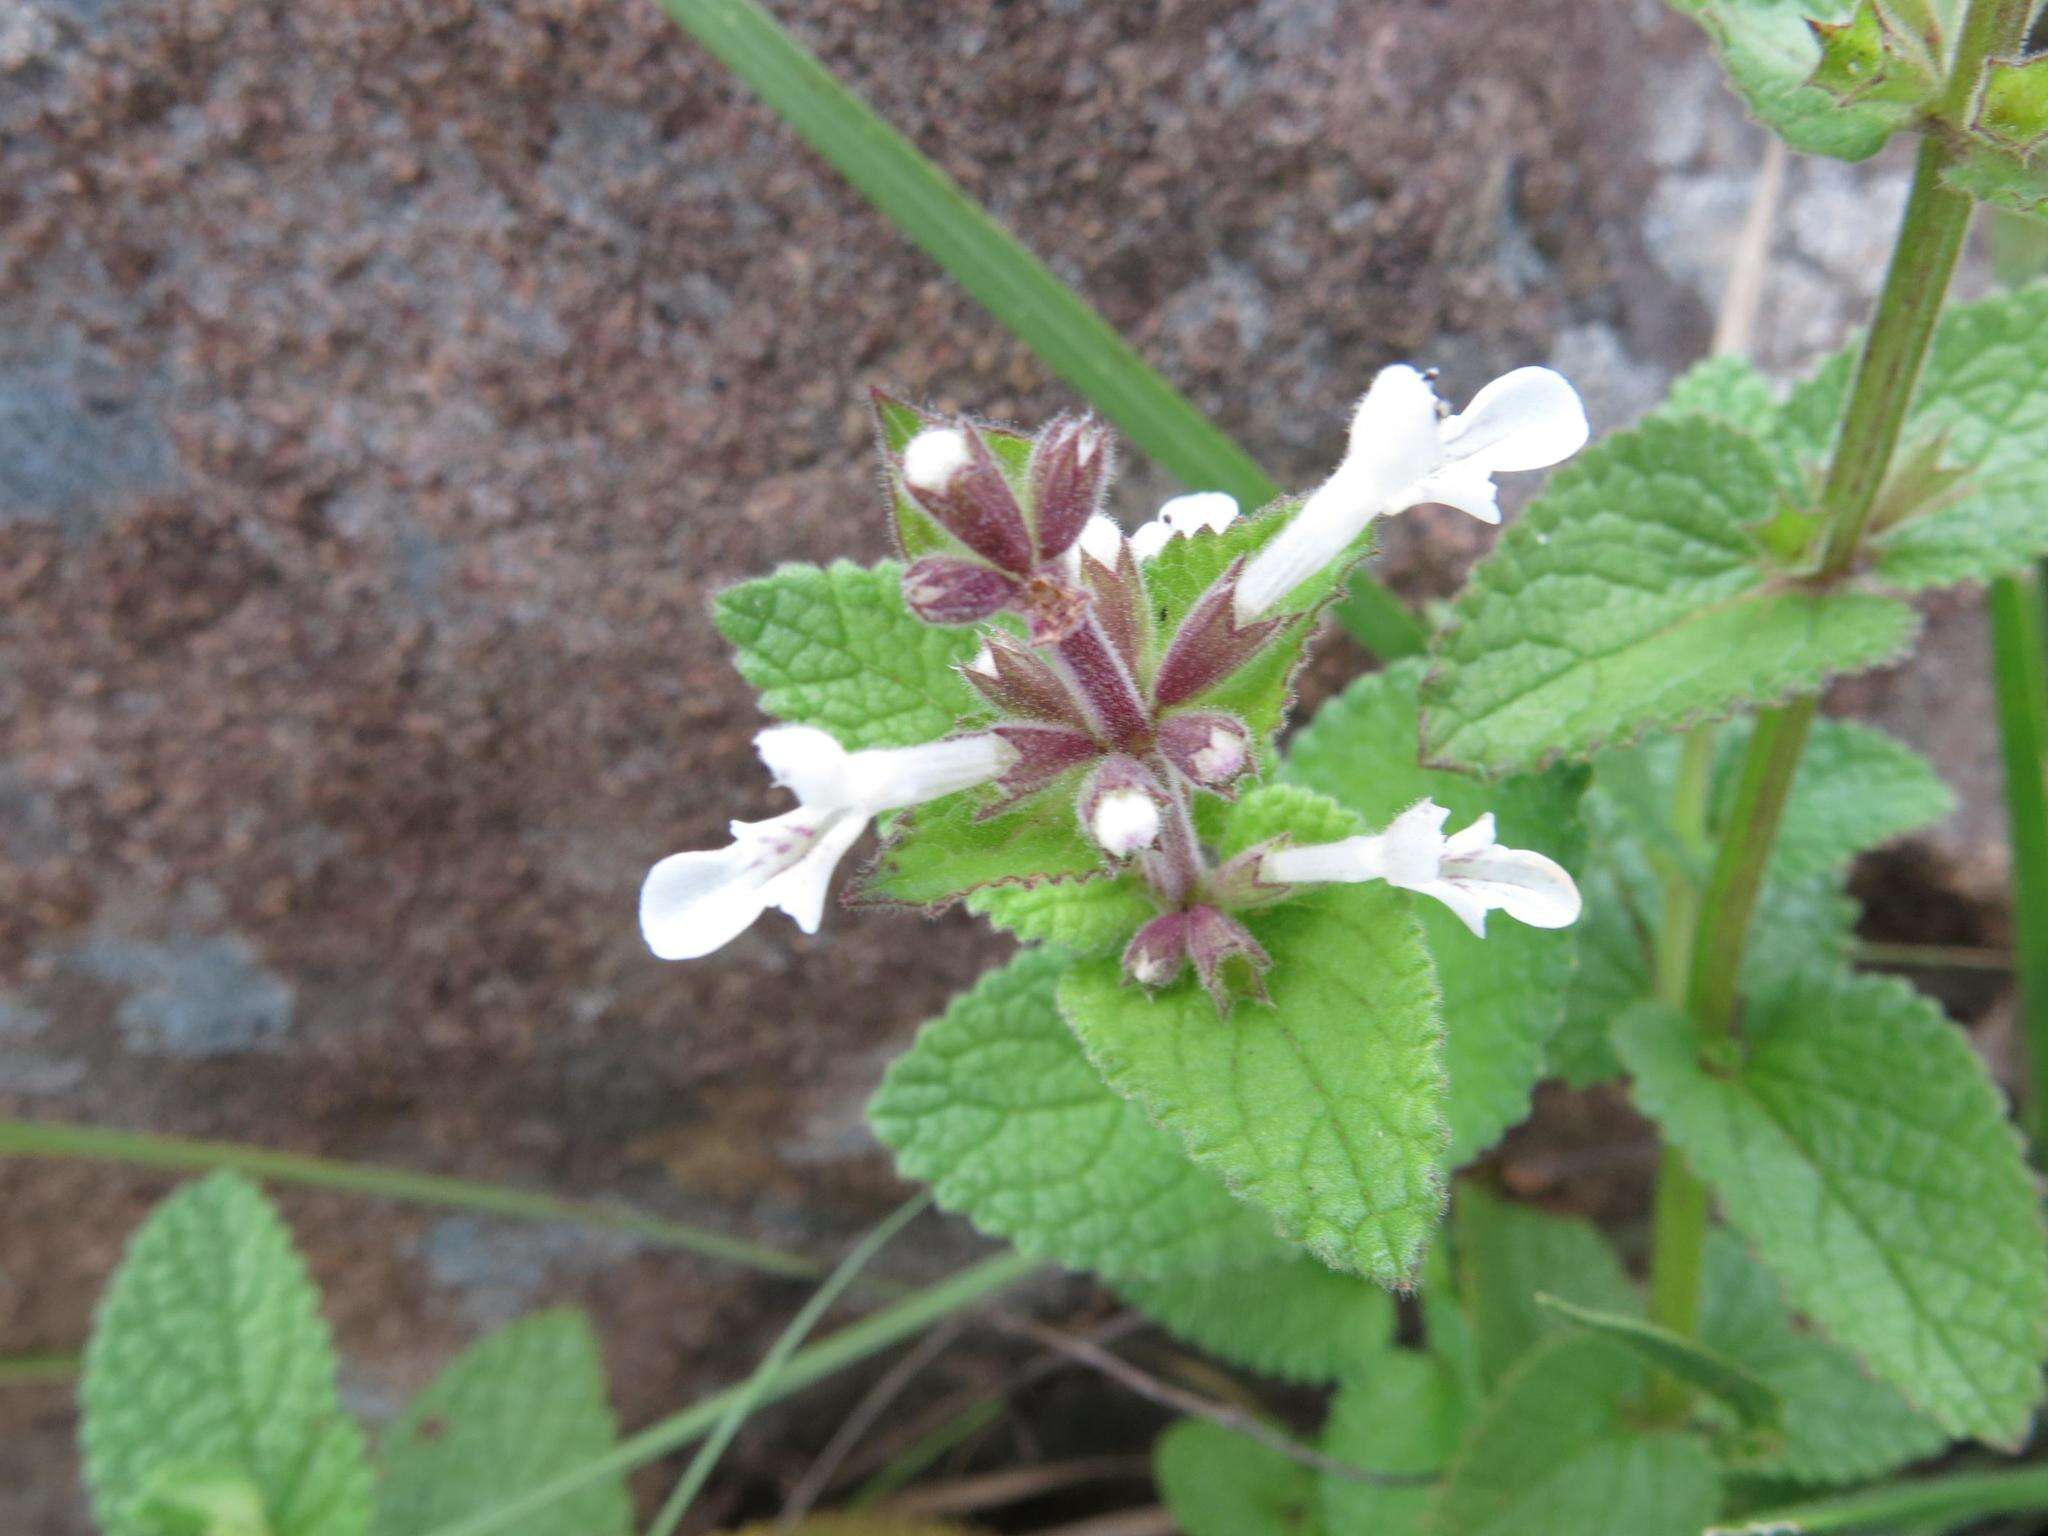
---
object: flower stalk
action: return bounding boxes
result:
[1651,0,2025,1363]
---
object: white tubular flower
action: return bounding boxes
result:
[1129,492,1241,560]
[639,726,1011,960]
[1076,512,1126,567]
[1260,797,1581,938]
[1233,364,1588,621]
[901,426,975,494]
[1091,788,1162,858]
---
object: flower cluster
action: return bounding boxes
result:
[642,364,1590,1007]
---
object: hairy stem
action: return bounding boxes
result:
[1724,1463,2048,1535]
[1654,0,2021,1364]
[1990,567,2048,1146]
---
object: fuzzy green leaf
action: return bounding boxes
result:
[857,789,1104,909]
[1318,1350,1468,1536]
[374,1311,630,1536]
[1285,660,1588,1164]
[1061,804,1448,1284]
[870,949,1297,1280]
[1535,1293,1782,1429]
[81,1174,372,1536]
[1116,1258,1396,1385]
[1698,1230,1947,1484]
[1420,417,1918,773]
[1154,1420,1321,1536]
[1617,969,2048,1447]
[715,560,980,749]
[965,874,1157,953]
[1426,1335,1719,1536]
[1551,720,1939,1086]
[1781,286,2048,586]
[1944,146,2048,221]
[1668,0,1944,161]
[1454,1185,1640,1389]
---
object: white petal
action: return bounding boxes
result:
[967,645,998,677]
[1078,513,1125,565]
[845,733,1013,811]
[1438,367,1588,474]
[1159,492,1240,537]
[1129,518,1174,560]
[1377,799,1451,889]
[1446,845,1583,929]
[1443,812,1497,858]
[1262,835,1383,885]
[754,725,853,808]
[1418,878,1491,938]
[1346,365,1445,482]
[1405,461,1502,524]
[639,844,772,960]
[1234,366,1443,622]
[759,809,869,933]
[1091,788,1162,857]
[902,426,974,493]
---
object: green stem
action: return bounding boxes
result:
[647,0,1426,660]
[1645,727,1714,1415]
[643,1195,928,1536]
[1654,0,2021,1362]
[1990,566,2048,1146]
[422,1248,1042,1536]
[1721,1463,2048,1535]
[0,1118,824,1281]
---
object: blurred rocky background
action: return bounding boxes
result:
[0,0,2018,1528]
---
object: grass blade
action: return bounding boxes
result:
[1990,566,2048,1147]
[650,0,1425,659]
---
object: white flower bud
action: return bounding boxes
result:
[1091,787,1162,858]
[902,427,975,494]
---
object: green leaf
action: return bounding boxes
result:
[1550,719,1937,1087]
[1668,0,1942,161]
[1453,1184,1639,1389]
[81,1173,372,1536]
[1945,144,2048,222]
[1535,1293,1782,1430]
[1284,660,1588,1164]
[131,1467,269,1536]
[1698,1230,1947,1484]
[1616,969,2048,1447]
[648,0,1426,662]
[1426,1335,1719,1536]
[870,949,1298,1280]
[1420,416,1918,773]
[1116,1258,1396,1385]
[1060,838,1448,1285]
[1781,286,2048,586]
[965,874,1156,953]
[1976,55,2048,153]
[857,788,1105,908]
[374,1311,630,1536]
[1155,1420,1322,1536]
[1654,356,1787,442]
[1318,1350,1468,1536]
[714,560,980,750]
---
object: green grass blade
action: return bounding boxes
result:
[650,0,1425,659]
[642,1195,928,1536]
[1990,566,2048,1148]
